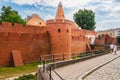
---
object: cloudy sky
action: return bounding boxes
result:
[0,0,120,31]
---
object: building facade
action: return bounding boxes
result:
[25,14,46,26]
[97,28,120,38]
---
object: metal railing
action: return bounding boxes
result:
[40,50,109,63]
[40,58,64,80]
[40,49,109,80]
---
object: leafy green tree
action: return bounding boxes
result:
[73,9,96,30]
[0,6,25,25]
[116,36,120,45]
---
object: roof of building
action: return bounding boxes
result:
[25,14,45,22]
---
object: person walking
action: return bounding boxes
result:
[110,43,114,53]
[113,44,117,55]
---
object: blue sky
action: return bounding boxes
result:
[0,0,120,31]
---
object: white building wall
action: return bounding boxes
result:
[86,35,95,45]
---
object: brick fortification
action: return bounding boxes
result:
[0,2,114,67]
[0,22,50,66]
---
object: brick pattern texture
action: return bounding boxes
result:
[12,50,24,67]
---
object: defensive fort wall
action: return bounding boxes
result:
[0,22,50,66]
[0,20,96,67]
[0,2,115,67]
[0,21,115,67]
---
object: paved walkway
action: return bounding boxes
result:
[52,51,120,80]
[84,56,120,80]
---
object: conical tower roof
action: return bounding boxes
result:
[55,2,65,20]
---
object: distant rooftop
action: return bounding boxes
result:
[97,27,120,32]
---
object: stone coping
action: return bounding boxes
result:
[45,52,108,70]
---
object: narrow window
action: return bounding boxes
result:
[67,29,69,33]
[12,23,14,26]
[58,29,61,33]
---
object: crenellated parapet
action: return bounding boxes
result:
[0,22,47,34]
[72,29,95,41]
[95,34,116,45]
[82,29,97,36]
[0,31,48,41]
[46,19,72,25]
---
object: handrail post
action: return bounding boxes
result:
[72,53,74,59]
[40,56,42,64]
[63,53,64,61]
[43,60,45,72]
[52,54,55,62]
[79,53,81,58]
[94,50,96,54]
[49,66,52,80]
[85,52,87,57]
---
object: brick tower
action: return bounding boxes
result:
[47,2,72,59]
[55,2,65,20]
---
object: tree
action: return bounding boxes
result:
[73,9,96,30]
[116,36,120,45]
[0,6,25,25]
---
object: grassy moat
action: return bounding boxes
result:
[0,62,39,79]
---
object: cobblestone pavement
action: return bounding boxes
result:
[84,54,120,80]
[52,51,120,80]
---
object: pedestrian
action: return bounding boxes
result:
[113,44,117,55]
[110,43,114,53]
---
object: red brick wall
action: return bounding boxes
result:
[104,35,116,44]
[0,21,97,66]
[12,50,24,67]
[46,19,71,59]
[95,38,105,45]
[46,20,95,56]
[94,34,116,45]
[0,22,50,66]
[94,34,116,50]
[71,40,88,53]
[71,29,93,52]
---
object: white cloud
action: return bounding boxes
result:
[44,14,54,20]
[2,0,10,2]
[109,5,120,18]
[65,12,74,21]
[96,19,120,30]
[24,10,38,14]
[59,0,92,8]
[93,0,120,19]
[9,0,92,8]
[102,20,120,23]
[11,0,42,5]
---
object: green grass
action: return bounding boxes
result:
[0,62,40,79]
[14,74,37,80]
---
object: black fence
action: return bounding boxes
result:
[40,50,109,63]
[39,49,110,80]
